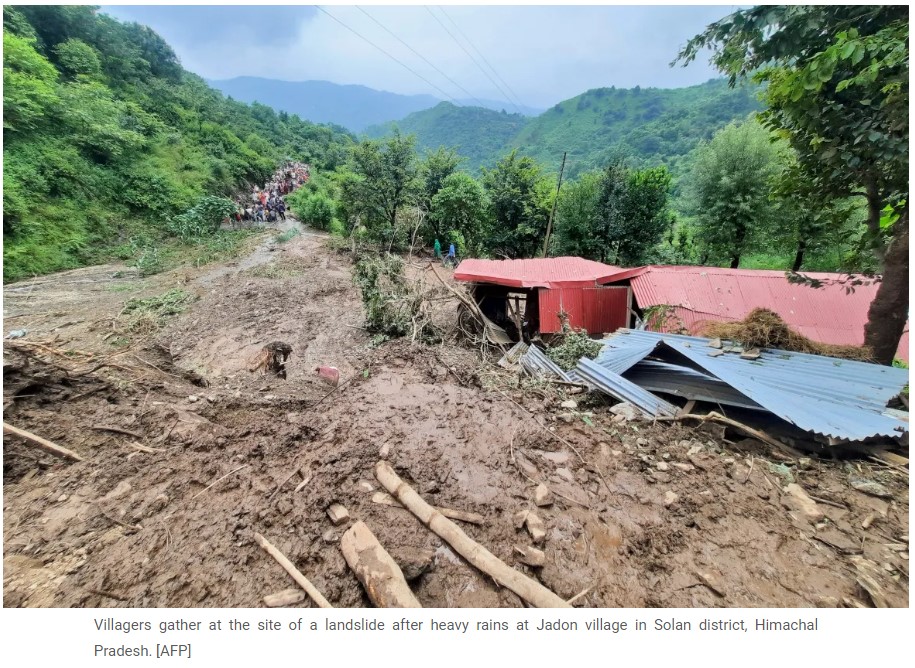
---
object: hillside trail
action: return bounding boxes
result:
[2,224,909,608]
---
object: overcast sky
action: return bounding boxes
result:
[101,4,735,109]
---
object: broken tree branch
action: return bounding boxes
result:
[374,461,570,608]
[253,532,333,608]
[656,411,803,459]
[340,520,422,608]
[3,422,84,462]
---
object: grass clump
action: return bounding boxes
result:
[275,228,301,244]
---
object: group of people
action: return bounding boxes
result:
[433,239,457,267]
[229,161,310,225]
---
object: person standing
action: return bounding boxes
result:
[433,239,441,258]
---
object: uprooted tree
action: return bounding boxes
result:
[676,5,909,364]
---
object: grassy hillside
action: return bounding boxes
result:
[365,102,528,168]
[368,79,760,177]
[513,79,760,178]
[3,6,352,282]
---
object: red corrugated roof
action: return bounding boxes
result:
[454,257,622,289]
[608,265,908,361]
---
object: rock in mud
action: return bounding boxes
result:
[533,484,553,507]
[609,402,639,421]
[663,491,679,507]
[782,483,824,521]
[326,504,350,526]
[525,512,547,543]
[560,400,578,410]
[391,548,436,581]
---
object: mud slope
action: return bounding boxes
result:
[3,230,908,608]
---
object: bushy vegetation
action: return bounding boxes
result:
[2,5,351,282]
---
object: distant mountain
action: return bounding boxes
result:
[367,79,761,176]
[365,103,529,167]
[511,79,761,178]
[456,98,544,117]
[207,78,543,132]
[208,77,440,132]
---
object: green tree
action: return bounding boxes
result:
[3,30,59,131]
[419,146,461,214]
[676,5,908,363]
[430,172,488,255]
[481,150,551,258]
[552,171,602,258]
[686,121,778,268]
[53,38,101,79]
[342,131,419,244]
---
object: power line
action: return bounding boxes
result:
[315,5,461,106]
[356,6,488,108]
[424,5,519,113]
[438,5,526,111]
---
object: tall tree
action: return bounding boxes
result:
[418,146,461,215]
[676,5,909,363]
[686,120,778,268]
[342,131,419,241]
[429,171,488,255]
[481,150,551,258]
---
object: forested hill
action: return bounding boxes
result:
[2,6,352,282]
[366,79,760,175]
[365,103,529,168]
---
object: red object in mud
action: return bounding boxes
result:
[316,366,340,386]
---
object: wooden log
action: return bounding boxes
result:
[253,532,333,609]
[340,521,421,608]
[374,461,570,608]
[372,491,486,525]
[263,588,305,608]
[3,422,84,462]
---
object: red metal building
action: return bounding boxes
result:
[453,257,630,337]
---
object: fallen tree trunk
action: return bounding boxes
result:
[340,521,421,608]
[372,491,486,525]
[374,461,570,608]
[253,532,332,609]
[3,422,84,462]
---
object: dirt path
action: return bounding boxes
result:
[3,229,909,608]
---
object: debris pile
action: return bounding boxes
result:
[509,329,909,454]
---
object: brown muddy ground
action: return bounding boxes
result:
[3,224,909,608]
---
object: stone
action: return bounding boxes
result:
[848,477,892,499]
[663,491,679,507]
[57,494,69,503]
[796,457,813,470]
[322,529,338,544]
[560,400,578,410]
[206,395,217,404]
[782,483,825,522]
[672,462,695,472]
[557,413,575,424]
[379,441,392,458]
[611,450,623,457]
[513,509,530,529]
[655,462,669,472]
[188,395,198,403]
[392,548,436,581]
[356,480,375,493]
[514,546,546,567]
[636,438,648,447]
[326,504,351,526]
[525,512,547,544]
[609,403,639,421]
[533,484,553,507]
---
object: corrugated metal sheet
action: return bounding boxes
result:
[624,361,764,411]
[607,265,908,362]
[575,358,679,417]
[519,344,573,381]
[538,286,629,334]
[604,329,909,442]
[454,257,622,289]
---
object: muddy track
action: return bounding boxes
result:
[3,230,909,608]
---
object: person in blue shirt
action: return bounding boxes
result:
[448,242,456,259]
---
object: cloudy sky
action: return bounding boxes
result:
[101,4,735,109]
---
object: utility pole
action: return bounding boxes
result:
[542,152,567,257]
